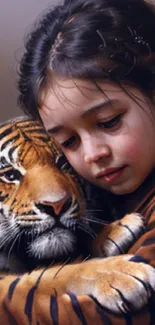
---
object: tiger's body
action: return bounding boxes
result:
[0,117,154,324]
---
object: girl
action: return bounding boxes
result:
[18,0,155,205]
[16,0,155,323]
[18,0,155,233]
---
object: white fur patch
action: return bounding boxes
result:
[29,228,76,260]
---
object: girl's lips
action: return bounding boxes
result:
[96,166,127,184]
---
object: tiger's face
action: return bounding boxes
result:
[0,117,87,266]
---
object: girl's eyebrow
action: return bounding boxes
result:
[48,99,118,134]
[81,99,118,117]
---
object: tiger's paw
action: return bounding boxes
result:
[94,213,145,257]
[66,255,155,314]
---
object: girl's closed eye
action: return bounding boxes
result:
[97,113,123,130]
[60,135,77,148]
[60,114,123,148]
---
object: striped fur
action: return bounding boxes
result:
[0,117,154,324]
[0,117,87,271]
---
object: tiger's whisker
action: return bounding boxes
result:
[0,228,18,249]
[78,220,97,236]
[53,257,71,280]
[78,226,96,239]
[83,217,109,225]
[7,230,24,262]
[77,223,97,240]
[81,254,91,263]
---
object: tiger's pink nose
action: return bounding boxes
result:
[43,195,70,215]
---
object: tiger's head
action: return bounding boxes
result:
[0,117,91,268]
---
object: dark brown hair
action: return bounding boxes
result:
[18,0,155,119]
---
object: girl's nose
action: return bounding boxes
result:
[83,140,111,164]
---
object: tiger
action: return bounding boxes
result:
[0,116,154,325]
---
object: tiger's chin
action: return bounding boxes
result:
[0,226,83,273]
[28,228,78,261]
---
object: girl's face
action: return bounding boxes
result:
[39,78,155,195]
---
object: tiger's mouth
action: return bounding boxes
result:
[15,212,78,235]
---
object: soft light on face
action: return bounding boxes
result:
[39,77,155,195]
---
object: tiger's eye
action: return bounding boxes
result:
[4,169,22,181]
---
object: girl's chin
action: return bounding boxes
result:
[94,180,139,195]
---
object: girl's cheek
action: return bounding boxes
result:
[66,154,83,173]
[115,136,141,161]
[71,156,90,177]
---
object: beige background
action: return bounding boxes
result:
[0,0,58,122]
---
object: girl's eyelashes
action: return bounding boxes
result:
[97,114,122,129]
[60,135,77,148]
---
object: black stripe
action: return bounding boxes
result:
[25,267,50,325]
[9,146,18,163]
[96,305,112,325]
[50,295,59,325]
[127,273,152,297]
[122,313,133,325]
[8,277,21,301]
[1,135,19,151]
[29,135,49,142]
[119,223,137,241]
[141,237,155,247]
[22,127,45,132]
[25,285,36,325]
[0,194,8,201]
[110,285,134,313]
[68,292,87,325]
[0,127,13,141]
[19,143,32,162]
[92,294,132,325]
[129,255,149,264]
[106,237,124,254]
[148,296,155,325]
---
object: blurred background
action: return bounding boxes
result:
[0,0,58,122]
[1,0,155,123]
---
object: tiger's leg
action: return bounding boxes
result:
[0,268,102,325]
[91,213,145,257]
[1,255,155,324]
